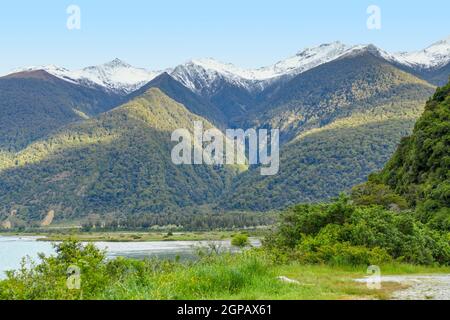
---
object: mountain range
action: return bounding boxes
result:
[0,36,449,228]
[6,36,450,94]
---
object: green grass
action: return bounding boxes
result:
[97,257,450,300]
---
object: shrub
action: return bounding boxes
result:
[231,233,250,248]
[0,240,108,300]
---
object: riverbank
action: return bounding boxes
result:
[0,230,266,242]
[1,239,449,300]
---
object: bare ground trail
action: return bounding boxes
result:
[356,275,450,300]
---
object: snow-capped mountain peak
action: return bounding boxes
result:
[170,42,357,93]
[169,41,406,95]
[69,59,160,93]
[170,59,247,94]
[338,44,400,62]
[188,58,244,77]
[174,41,353,83]
[5,35,450,95]
[256,41,351,79]
[6,59,161,94]
[106,58,131,67]
[392,35,450,69]
[6,65,76,82]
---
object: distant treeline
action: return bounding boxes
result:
[80,211,276,231]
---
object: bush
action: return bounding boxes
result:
[296,241,391,266]
[231,233,250,248]
[0,240,108,300]
[266,196,450,265]
[351,181,409,210]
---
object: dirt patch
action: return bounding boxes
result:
[356,275,450,300]
[41,210,55,227]
[1,220,12,229]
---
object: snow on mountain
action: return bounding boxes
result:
[7,59,160,94]
[170,42,356,93]
[253,41,352,79]
[392,36,450,69]
[170,42,404,94]
[170,37,450,95]
[6,65,80,84]
[337,44,401,62]
[69,59,161,93]
[170,60,258,94]
[6,35,450,95]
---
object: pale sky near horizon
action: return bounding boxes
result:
[0,0,449,73]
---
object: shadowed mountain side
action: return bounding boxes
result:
[219,117,420,211]
[395,62,450,87]
[0,70,123,152]
[127,73,228,128]
[0,88,241,223]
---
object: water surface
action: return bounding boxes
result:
[0,235,260,279]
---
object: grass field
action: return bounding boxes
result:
[95,257,450,300]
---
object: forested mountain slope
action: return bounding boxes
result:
[0,48,447,228]
[0,71,122,152]
[128,73,228,128]
[247,49,435,142]
[0,88,241,225]
[219,52,436,210]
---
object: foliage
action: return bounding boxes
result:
[0,240,108,299]
[231,233,250,248]
[369,79,450,230]
[80,210,275,231]
[2,238,450,300]
[265,196,450,265]
[351,181,408,210]
[0,240,273,300]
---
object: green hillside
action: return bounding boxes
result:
[248,51,435,142]
[371,79,450,229]
[129,73,228,128]
[0,88,241,226]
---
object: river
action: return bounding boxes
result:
[0,235,261,279]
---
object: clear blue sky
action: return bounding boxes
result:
[1,0,449,73]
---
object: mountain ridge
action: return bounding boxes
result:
[5,36,450,94]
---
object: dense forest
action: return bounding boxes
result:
[359,80,450,230]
